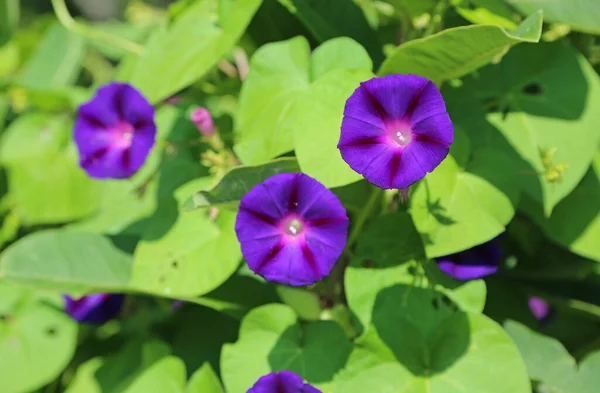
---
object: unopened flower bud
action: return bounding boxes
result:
[190,107,215,137]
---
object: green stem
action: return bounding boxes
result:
[51,0,143,56]
[346,187,381,249]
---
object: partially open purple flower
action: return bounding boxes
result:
[190,107,215,137]
[247,371,321,393]
[64,293,125,324]
[528,296,551,321]
[436,236,503,280]
[338,74,453,189]
[235,173,348,286]
[74,82,156,179]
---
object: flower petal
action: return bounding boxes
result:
[127,124,157,174]
[120,84,155,126]
[404,139,450,174]
[343,83,386,129]
[412,112,454,146]
[408,80,450,125]
[360,74,430,122]
[437,260,498,280]
[338,113,386,147]
[77,83,124,127]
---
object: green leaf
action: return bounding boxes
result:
[382,0,436,19]
[528,153,600,263]
[16,22,86,90]
[131,178,241,297]
[290,68,373,188]
[409,147,520,258]
[0,282,77,393]
[505,320,600,392]
[66,339,172,393]
[0,230,133,294]
[124,357,186,393]
[234,36,372,164]
[0,41,19,78]
[181,158,300,210]
[0,113,102,224]
[447,42,600,215]
[453,0,518,29]
[170,306,239,377]
[221,304,352,393]
[275,0,381,62]
[187,363,224,393]
[332,285,530,393]
[90,21,154,60]
[378,11,542,84]
[0,0,19,46]
[309,37,373,81]
[346,212,486,335]
[127,0,262,103]
[507,0,600,34]
[276,286,322,320]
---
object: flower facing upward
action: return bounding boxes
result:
[64,293,125,324]
[436,236,503,280]
[247,371,321,393]
[235,173,348,286]
[74,82,156,179]
[338,74,453,189]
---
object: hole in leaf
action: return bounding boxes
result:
[501,105,510,120]
[522,83,543,95]
[46,327,57,337]
[407,265,418,275]
[320,296,334,309]
[442,295,456,311]
[361,259,377,268]
[171,260,178,269]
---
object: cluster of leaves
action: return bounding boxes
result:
[0,0,599,392]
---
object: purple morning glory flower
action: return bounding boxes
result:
[436,236,503,280]
[64,293,125,324]
[235,173,349,286]
[247,371,322,393]
[74,82,156,179]
[338,74,453,189]
[528,296,551,321]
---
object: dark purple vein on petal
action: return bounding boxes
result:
[389,151,401,185]
[240,207,278,226]
[360,84,388,121]
[338,135,385,148]
[81,147,109,167]
[306,217,347,227]
[114,84,127,122]
[301,244,321,278]
[401,81,429,122]
[254,242,285,274]
[288,174,299,212]
[412,132,449,147]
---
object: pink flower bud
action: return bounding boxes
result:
[190,107,215,137]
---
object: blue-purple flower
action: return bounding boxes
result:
[528,296,552,321]
[247,371,321,393]
[64,293,125,324]
[74,82,156,179]
[235,173,349,286]
[338,74,453,189]
[436,236,503,280]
